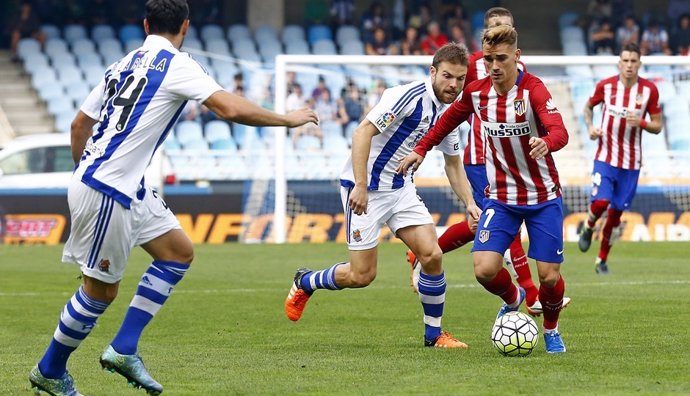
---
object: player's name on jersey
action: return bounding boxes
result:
[482,121,532,138]
[115,53,168,73]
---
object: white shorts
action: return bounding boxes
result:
[62,181,181,283]
[341,182,433,250]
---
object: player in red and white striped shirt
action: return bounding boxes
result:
[398,25,569,353]
[406,8,547,316]
[578,43,663,274]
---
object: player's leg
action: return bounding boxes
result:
[595,167,639,274]
[31,183,127,395]
[101,186,191,394]
[472,200,524,318]
[525,197,566,353]
[579,161,614,252]
[285,186,385,321]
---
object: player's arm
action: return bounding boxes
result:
[348,120,379,215]
[529,83,569,159]
[204,90,318,128]
[584,82,604,140]
[70,111,98,164]
[442,153,481,222]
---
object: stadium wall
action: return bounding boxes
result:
[1,183,688,245]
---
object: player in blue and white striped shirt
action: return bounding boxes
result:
[29,1,317,395]
[285,43,481,348]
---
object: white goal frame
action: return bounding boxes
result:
[273,54,690,243]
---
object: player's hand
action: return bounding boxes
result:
[528,137,549,160]
[285,107,319,128]
[625,113,641,128]
[589,126,603,140]
[349,184,368,215]
[396,152,425,176]
[466,202,481,232]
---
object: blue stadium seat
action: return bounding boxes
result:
[125,39,143,53]
[216,156,249,179]
[285,40,310,54]
[183,139,209,151]
[470,11,485,31]
[98,38,122,54]
[84,68,104,88]
[91,24,115,41]
[255,25,278,43]
[176,121,204,146]
[57,67,83,87]
[163,136,181,152]
[187,25,198,40]
[22,53,49,75]
[335,25,359,47]
[282,25,305,44]
[77,52,103,70]
[210,138,238,151]
[64,24,87,43]
[65,81,91,106]
[205,39,231,55]
[181,38,204,52]
[32,69,57,91]
[227,24,251,42]
[307,25,332,45]
[559,12,579,28]
[40,24,61,39]
[17,38,41,60]
[71,38,96,55]
[44,38,69,57]
[295,135,321,151]
[340,40,364,55]
[38,84,64,102]
[259,41,282,63]
[312,39,337,55]
[323,133,348,152]
[201,24,224,42]
[204,120,232,143]
[47,97,74,115]
[55,111,74,133]
[119,24,144,43]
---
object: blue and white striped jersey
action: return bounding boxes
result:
[340,78,461,191]
[77,35,223,208]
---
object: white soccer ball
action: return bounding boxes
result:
[491,311,539,356]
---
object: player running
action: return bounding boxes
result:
[399,25,569,353]
[29,1,317,395]
[284,43,481,348]
[578,42,662,274]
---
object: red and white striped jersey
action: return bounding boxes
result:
[588,75,661,170]
[415,71,569,205]
[463,51,526,166]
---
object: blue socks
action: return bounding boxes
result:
[110,260,188,355]
[418,271,446,342]
[299,263,343,294]
[38,286,109,378]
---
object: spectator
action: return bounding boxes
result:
[616,14,640,51]
[587,0,613,22]
[668,0,690,25]
[408,3,433,32]
[286,71,298,93]
[199,105,218,124]
[311,76,329,100]
[449,23,472,51]
[641,19,672,55]
[366,79,386,114]
[421,21,449,55]
[342,83,364,124]
[443,3,472,44]
[672,14,690,55]
[399,26,422,55]
[365,26,398,55]
[361,2,390,43]
[286,83,306,112]
[330,0,355,30]
[313,88,338,122]
[9,2,45,61]
[590,18,616,54]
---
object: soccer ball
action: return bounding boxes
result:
[491,311,539,356]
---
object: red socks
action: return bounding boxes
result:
[479,267,518,305]
[438,220,474,253]
[508,236,538,306]
[540,275,565,330]
[599,208,622,262]
[587,199,609,228]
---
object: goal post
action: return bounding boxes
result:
[272,54,690,244]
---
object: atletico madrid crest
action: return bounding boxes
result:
[479,230,490,243]
[514,99,526,116]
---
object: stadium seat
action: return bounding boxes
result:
[55,67,82,87]
[71,38,96,55]
[47,97,74,115]
[259,41,282,63]
[282,25,305,44]
[38,84,64,102]
[65,81,91,106]
[307,25,332,45]
[312,39,337,55]
[55,111,74,134]
[98,38,123,54]
[205,39,231,56]
[201,24,224,43]
[183,139,209,151]
[294,135,321,151]
[91,24,115,41]
[77,52,103,70]
[181,38,204,52]
[125,39,143,53]
[63,24,87,43]
[470,11,485,31]
[176,121,204,146]
[44,38,69,57]
[119,24,144,43]
[254,25,279,43]
[31,69,57,91]
[285,40,310,54]
[335,25,360,47]
[17,38,42,60]
[204,120,232,143]
[22,53,50,75]
[299,153,329,179]
[163,136,181,152]
[340,40,364,55]
[228,24,251,42]
[40,24,61,39]
[216,156,249,179]
[84,68,104,88]
[559,12,579,28]
[210,138,238,151]
[323,133,349,152]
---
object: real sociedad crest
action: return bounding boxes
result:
[514,99,526,116]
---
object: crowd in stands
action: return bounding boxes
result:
[584,0,690,55]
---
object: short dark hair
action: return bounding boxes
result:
[484,7,514,28]
[146,0,189,35]
[620,42,641,56]
[431,43,469,69]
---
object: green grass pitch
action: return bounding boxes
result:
[1,242,689,395]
